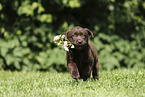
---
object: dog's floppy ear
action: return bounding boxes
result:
[65,30,70,39]
[85,28,94,38]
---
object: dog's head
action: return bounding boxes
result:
[65,26,94,50]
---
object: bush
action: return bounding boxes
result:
[0,0,144,71]
[91,33,145,70]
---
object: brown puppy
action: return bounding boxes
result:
[65,26,99,80]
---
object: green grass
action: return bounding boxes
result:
[0,69,144,97]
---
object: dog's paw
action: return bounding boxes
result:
[72,75,80,79]
[93,76,99,80]
[71,71,80,79]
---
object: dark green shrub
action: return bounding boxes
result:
[91,33,145,70]
[0,0,144,71]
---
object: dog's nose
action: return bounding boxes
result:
[78,40,82,44]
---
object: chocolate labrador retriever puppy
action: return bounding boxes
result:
[65,26,99,81]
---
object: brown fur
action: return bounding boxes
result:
[65,26,99,80]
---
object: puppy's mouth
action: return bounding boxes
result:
[74,43,87,50]
[76,45,83,49]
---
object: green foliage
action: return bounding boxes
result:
[0,69,145,96]
[0,0,145,71]
[55,0,82,8]
[18,1,45,16]
[91,33,145,70]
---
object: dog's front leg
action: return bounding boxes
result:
[68,61,80,79]
[67,51,80,79]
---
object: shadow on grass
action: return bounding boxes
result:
[69,78,98,87]
[69,79,80,86]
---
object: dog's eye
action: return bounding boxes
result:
[72,35,76,37]
[81,35,85,38]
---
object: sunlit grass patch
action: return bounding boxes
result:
[0,69,144,97]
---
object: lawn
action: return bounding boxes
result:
[0,69,144,97]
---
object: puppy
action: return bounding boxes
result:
[65,26,99,80]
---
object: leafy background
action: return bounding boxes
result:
[0,0,145,71]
